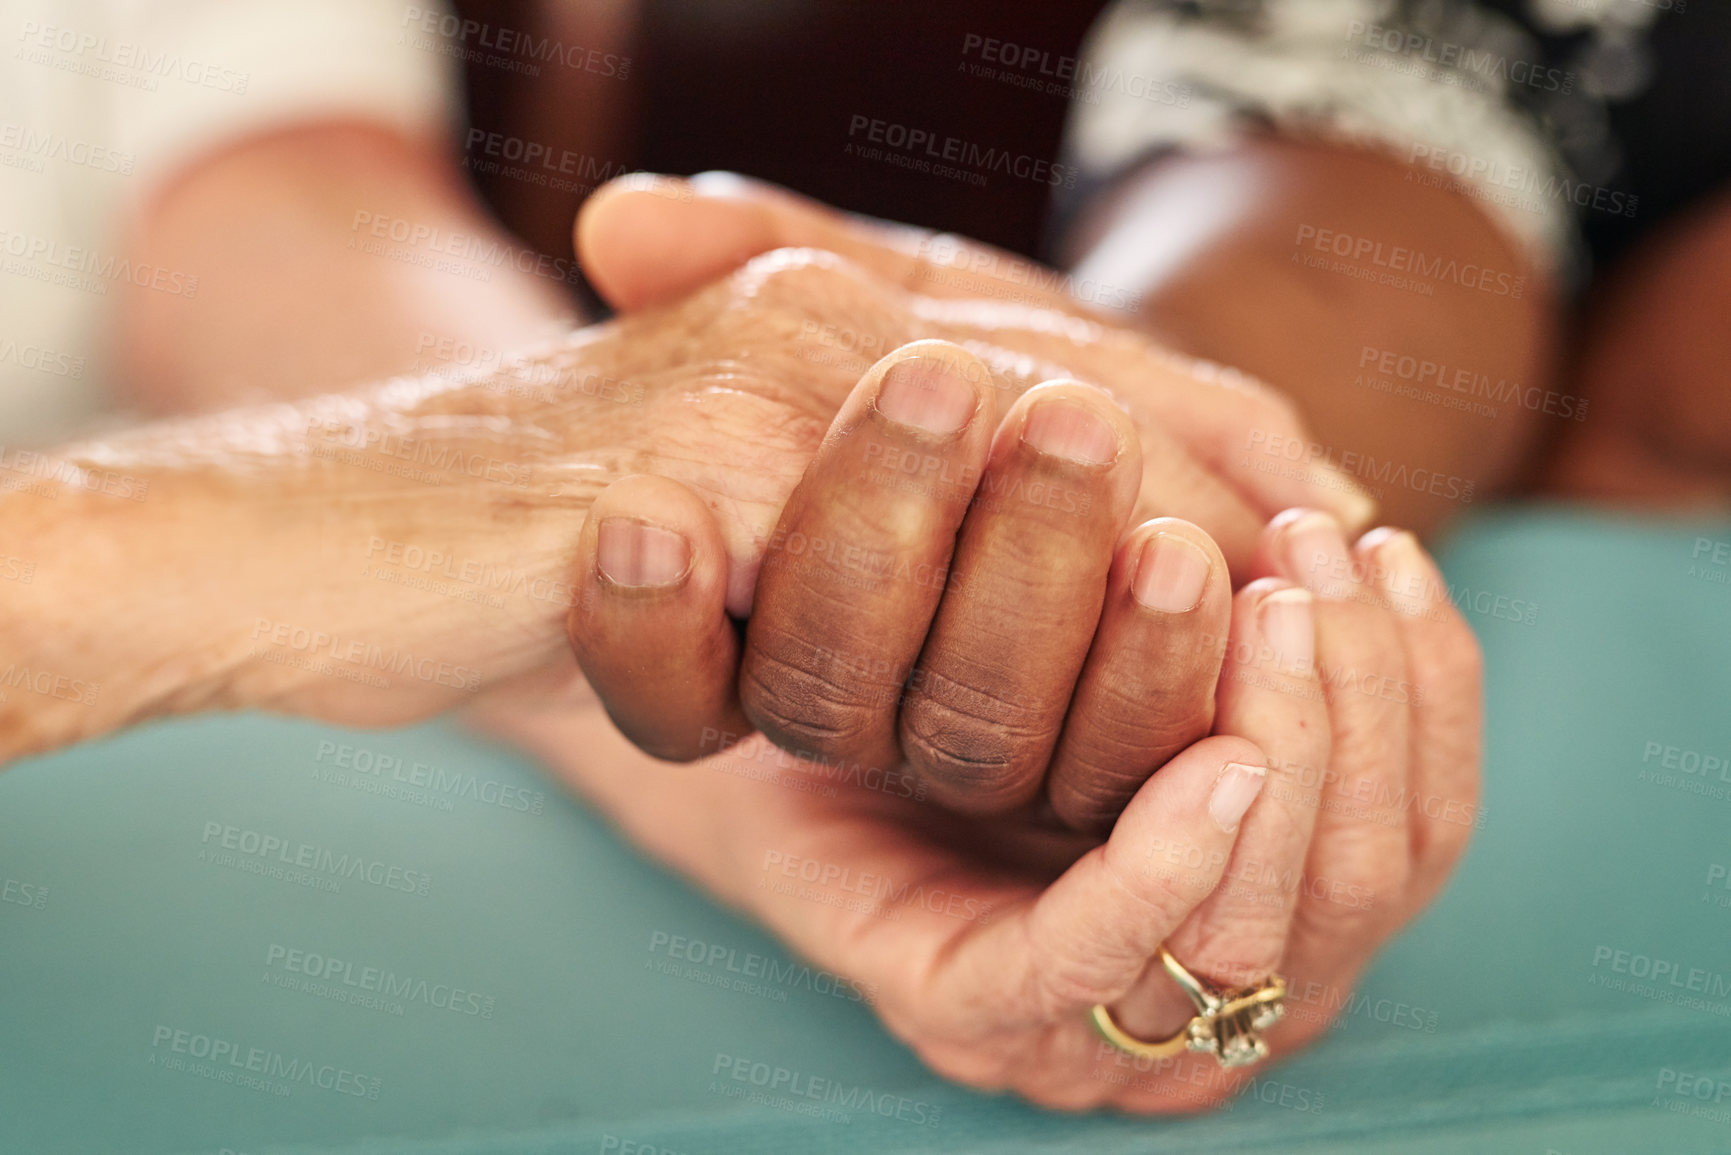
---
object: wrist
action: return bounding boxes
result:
[0,336,629,762]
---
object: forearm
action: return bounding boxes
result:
[115,122,578,413]
[0,342,622,764]
[1064,136,1560,534]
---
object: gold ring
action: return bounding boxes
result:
[1090,947,1286,1068]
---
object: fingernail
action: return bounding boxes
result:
[1021,399,1119,464]
[1259,587,1314,673]
[1283,511,1351,597]
[1371,529,1436,616]
[875,358,977,435]
[1210,761,1267,832]
[1133,533,1211,613]
[1337,485,1378,532]
[687,170,755,198]
[596,519,691,588]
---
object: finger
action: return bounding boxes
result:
[712,734,1264,1106]
[1258,530,1479,1053]
[566,474,749,761]
[578,172,1379,539]
[898,381,1144,813]
[1357,528,1484,913]
[576,170,1080,313]
[1120,416,1270,583]
[1045,518,1232,833]
[739,340,997,773]
[1158,364,1378,534]
[1256,509,1415,979]
[931,737,1267,1030]
[1111,576,1327,1040]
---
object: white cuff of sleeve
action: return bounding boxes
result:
[112,0,459,202]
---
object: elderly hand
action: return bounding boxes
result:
[574,173,1376,577]
[481,478,1481,1112]
[567,339,1236,832]
[4,238,1351,761]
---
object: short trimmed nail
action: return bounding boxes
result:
[1210,761,1267,832]
[1133,533,1211,612]
[687,170,754,198]
[1284,511,1351,596]
[1259,587,1315,673]
[596,519,690,588]
[875,359,977,435]
[1337,485,1378,531]
[1373,530,1435,616]
[1021,399,1118,464]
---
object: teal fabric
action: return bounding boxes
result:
[4,507,1731,1154]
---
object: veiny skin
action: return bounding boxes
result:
[5,245,1366,759]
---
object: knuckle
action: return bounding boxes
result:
[1181,912,1290,983]
[1304,850,1403,935]
[1027,945,1120,1015]
[1114,693,1216,755]
[899,719,1026,798]
[1050,763,1147,830]
[1291,885,1381,947]
[1052,722,1195,803]
[1091,661,1217,737]
[1127,855,1218,926]
[740,642,892,758]
[900,677,1051,796]
[735,250,890,321]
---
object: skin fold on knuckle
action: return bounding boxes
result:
[740,635,893,756]
[899,675,1058,796]
[1107,847,1216,936]
[1176,912,1293,983]
[1025,941,1136,1019]
[1095,677,1217,750]
[1052,753,1161,812]
[1313,829,1408,911]
[1049,709,1215,827]
[1290,884,1386,951]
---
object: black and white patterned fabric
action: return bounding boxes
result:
[1062,0,1725,287]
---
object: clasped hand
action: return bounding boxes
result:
[479,178,1483,1113]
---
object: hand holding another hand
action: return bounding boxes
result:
[492,492,1480,1113]
[514,332,1482,1110]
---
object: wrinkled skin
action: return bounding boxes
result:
[25,245,1358,751]
[476,497,1483,1112]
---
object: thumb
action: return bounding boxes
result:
[576,173,786,311]
[575,171,1074,313]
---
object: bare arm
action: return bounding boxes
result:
[1062,136,1561,535]
[114,122,577,413]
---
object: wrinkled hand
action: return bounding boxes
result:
[481,486,1481,1112]
[46,227,1350,742]
[573,173,1375,580]
[568,339,1235,832]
